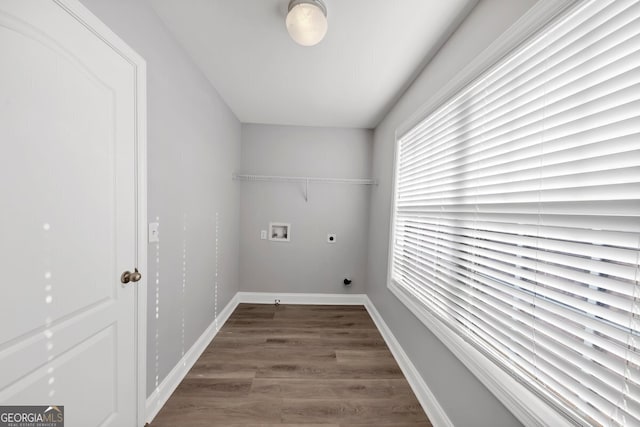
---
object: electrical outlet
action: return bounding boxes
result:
[260,230,267,240]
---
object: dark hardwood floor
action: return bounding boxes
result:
[150,303,432,427]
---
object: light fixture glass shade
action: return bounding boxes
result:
[286,0,328,46]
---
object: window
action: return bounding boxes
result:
[389,1,640,425]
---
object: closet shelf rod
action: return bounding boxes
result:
[232,173,377,186]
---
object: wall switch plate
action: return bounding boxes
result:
[260,230,267,240]
[327,233,336,243]
[148,222,160,243]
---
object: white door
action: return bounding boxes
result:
[0,1,145,426]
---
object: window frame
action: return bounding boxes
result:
[385,0,584,425]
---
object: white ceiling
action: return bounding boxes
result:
[149,0,477,129]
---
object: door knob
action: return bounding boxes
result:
[121,268,142,284]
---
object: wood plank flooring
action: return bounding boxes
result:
[150,304,432,427]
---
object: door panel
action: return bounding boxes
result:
[0,1,140,426]
[4,326,117,426]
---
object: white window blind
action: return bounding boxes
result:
[390,0,640,425]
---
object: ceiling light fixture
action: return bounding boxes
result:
[286,0,328,47]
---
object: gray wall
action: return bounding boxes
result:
[239,124,372,294]
[366,0,537,426]
[79,0,241,398]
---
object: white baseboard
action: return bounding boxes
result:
[144,293,239,424]
[236,291,367,305]
[363,296,453,427]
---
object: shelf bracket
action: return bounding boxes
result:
[304,178,309,203]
